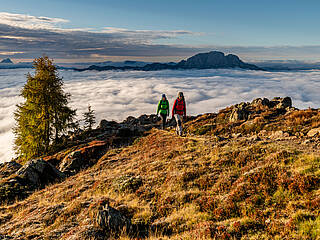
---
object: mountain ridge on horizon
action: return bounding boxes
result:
[76,51,262,71]
[3,52,320,71]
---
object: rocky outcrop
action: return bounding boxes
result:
[94,114,161,138]
[0,159,65,204]
[16,159,65,187]
[251,97,270,107]
[269,97,292,109]
[96,204,132,236]
[43,114,165,175]
[229,102,249,122]
[122,114,161,129]
[59,141,107,175]
[229,97,293,122]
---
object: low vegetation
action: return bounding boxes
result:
[0,98,319,239]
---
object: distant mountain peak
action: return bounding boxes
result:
[176,51,261,70]
[1,58,13,64]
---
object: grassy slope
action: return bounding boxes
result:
[0,108,320,240]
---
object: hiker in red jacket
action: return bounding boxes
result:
[172,92,186,136]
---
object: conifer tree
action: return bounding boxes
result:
[13,56,76,160]
[83,104,96,130]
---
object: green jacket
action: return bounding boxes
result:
[157,99,169,115]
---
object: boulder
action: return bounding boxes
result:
[307,128,320,137]
[229,102,249,122]
[99,119,111,129]
[138,115,151,125]
[59,141,107,174]
[270,97,292,109]
[123,116,139,125]
[16,159,65,187]
[99,119,119,130]
[251,98,270,107]
[149,114,160,123]
[96,204,132,235]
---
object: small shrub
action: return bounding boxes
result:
[113,174,143,193]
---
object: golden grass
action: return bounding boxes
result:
[0,121,319,239]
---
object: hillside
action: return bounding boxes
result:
[0,97,319,239]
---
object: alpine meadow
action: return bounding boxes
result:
[0,1,320,239]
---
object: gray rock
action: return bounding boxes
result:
[149,114,161,123]
[251,98,270,107]
[99,119,119,130]
[59,150,82,174]
[271,97,292,109]
[96,204,132,235]
[229,102,249,122]
[99,119,111,129]
[138,115,151,125]
[123,116,139,125]
[59,141,107,174]
[17,159,65,187]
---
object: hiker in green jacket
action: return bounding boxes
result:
[157,94,169,129]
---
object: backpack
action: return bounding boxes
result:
[160,100,169,110]
[175,98,185,115]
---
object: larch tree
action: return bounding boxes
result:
[13,56,76,160]
[83,104,96,130]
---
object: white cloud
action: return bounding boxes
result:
[0,12,200,60]
[101,27,197,43]
[1,68,320,162]
[0,12,69,30]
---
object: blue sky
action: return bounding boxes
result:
[1,0,320,62]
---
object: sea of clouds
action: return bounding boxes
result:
[1,68,320,162]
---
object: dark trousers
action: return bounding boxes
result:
[160,113,167,129]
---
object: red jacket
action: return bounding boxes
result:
[172,98,186,116]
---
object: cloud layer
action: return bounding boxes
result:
[1,68,320,162]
